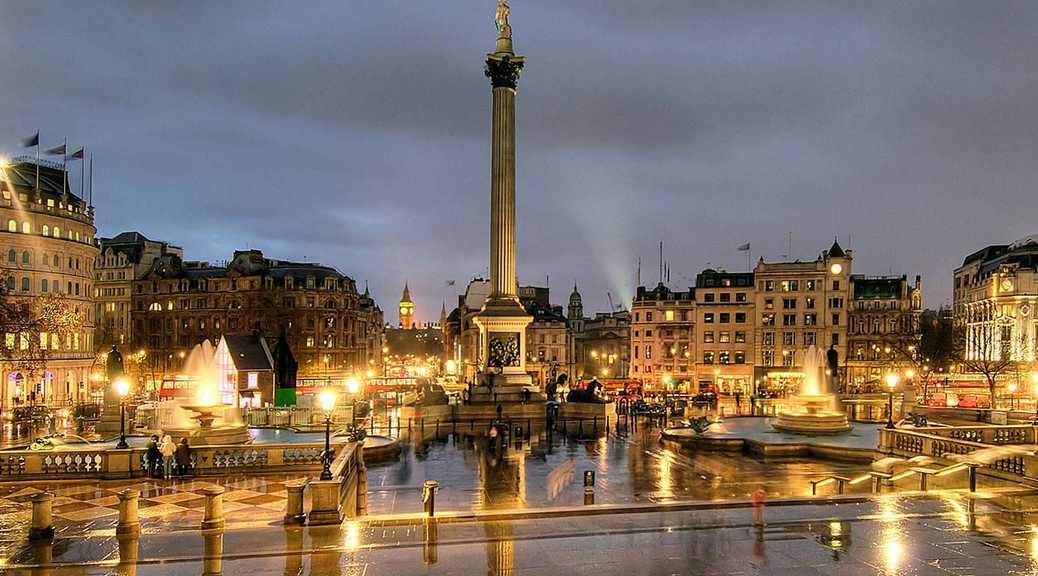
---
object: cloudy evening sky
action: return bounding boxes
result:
[3,1,1038,323]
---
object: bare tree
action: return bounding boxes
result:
[0,271,85,380]
[959,324,1024,407]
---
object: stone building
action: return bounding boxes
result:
[630,283,695,390]
[846,275,923,389]
[694,269,755,395]
[0,158,99,408]
[94,231,181,348]
[566,285,631,380]
[954,235,1038,364]
[398,283,415,329]
[752,241,852,396]
[130,249,382,388]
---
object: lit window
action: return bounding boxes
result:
[7,220,15,232]
[53,226,60,238]
[21,222,30,234]
[664,310,674,321]
[42,225,49,237]
[247,372,258,389]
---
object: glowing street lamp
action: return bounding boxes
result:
[114,377,131,449]
[885,373,900,429]
[1009,382,1018,411]
[318,389,337,480]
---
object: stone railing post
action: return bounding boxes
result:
[116,489,141,536]
[200,486,225,531]
[29,492,54,540]
[284,480,307,525]
[308,479,343,525]
[356,440,367,517]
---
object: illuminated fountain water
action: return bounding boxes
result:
[159,341,251,445]
[771,345,853,435]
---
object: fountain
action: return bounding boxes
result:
[159,341,251,445]
[771,345,853,435]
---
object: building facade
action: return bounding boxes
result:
[130,249,382,390]
[694,270,755,395]
[954,236,1038,364]
[94,232,182,348]
[846,275,923,390]
[630,283,696,390]
[0,158,99,408]
[566,285,631,380]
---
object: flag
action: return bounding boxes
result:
[445,280,455,287]
[69,147,85,160]
[44,143,66,156]
[20,131,39,148]
[737,242,751,251]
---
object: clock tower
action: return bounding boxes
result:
[399,282,415,329]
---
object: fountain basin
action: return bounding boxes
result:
[772,395,853,435]
[165,403,251,446]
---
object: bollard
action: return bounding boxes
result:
[968,464,978,492]
[29,492,55,540]
[200,486,226,531]
[284,480,307,525]
[116,489,141,536]
[422,480,439,517]
[117,528,140,576]
[583,470,595,505]
[918,472,928,492]
[435,419,440,439]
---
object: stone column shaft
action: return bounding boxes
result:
[490,85,517,299]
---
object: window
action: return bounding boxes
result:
[6,277,14,290]
[735,293,747,303]
[703,351,714,364]
[51,280,58,293]
[783,314,796,326]
[805,332,816,346]
[306,336,315,348]
[41,279,47,292]
[832,313,840,326]
[703,331,714,343]
[783,351,795,367]
[646,312,653,322]
[806,297,816,309]
[781,280,798,292]
[703,313,714,324]
[783,298,796,309]
[719,312,730,323]
[764,298,774,310]
[645,330,652,337]
[7,220,15,232]
[763,350,774,366]
[634,345,639,359]
[703,293,715,303]
[806,280,817,291]
[645,345,652,359]
[665,310,674,321]
[20,277,29,292]
[53,226,60,238]
[719,293,730,303]
[719,350,730,364]
[148,302,162,311]
[783,332,794,346]
[735,331,746,343]
[829,298,843,309]
[804,313,817,326]
[21,222,30,234]
[735,312,746,323]
[831,333,840,346]
[734,351,745,364]
[832,280,840,291]
[719,331,731,343]
[764,280,774,292]
[52,255,58,267]
[42,225,49,237]
[761,313,775,326]
[6,249,14,262]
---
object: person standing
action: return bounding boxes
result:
[176,437,192,477]
[159,435,176,480]
[146,435,161,478]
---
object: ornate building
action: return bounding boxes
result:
[94,231,181,347]
[398,282,415,329]
[752,240,852,396]
[954,236,1038,363]
[846,275,923,389]
[0,158,99,408]
[130,249,382,388]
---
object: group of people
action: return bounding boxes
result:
[145,435,192,479]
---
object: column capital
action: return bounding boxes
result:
[485,54,524,89]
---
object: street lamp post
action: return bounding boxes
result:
[885,373,900,429]
[1031,373,1038,425]
[319,389,336,481]
[1008,382,1018,411]
[114,377,130,449]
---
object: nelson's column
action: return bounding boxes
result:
[474,1,536,394]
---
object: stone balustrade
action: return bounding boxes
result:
[0,441,336,481]
[308,440,366,525]
[879,427,1035,484]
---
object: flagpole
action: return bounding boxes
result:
[35,129,40,192]
[88,153,93,208]
[80,146,85,200]
[61,137,67,199]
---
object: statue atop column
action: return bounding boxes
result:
[495,1,511,39]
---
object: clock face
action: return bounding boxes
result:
[1001,278,1014,292]
[830,263,843,275]
[400,306,410,315]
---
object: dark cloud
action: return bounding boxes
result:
[2,1,1037,321]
